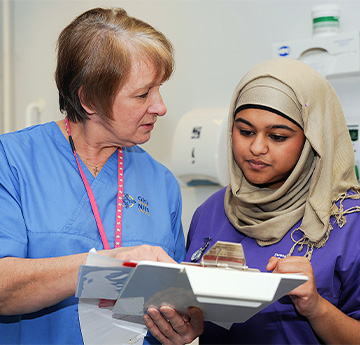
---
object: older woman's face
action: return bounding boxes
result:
[232,108,305,189]
[102,58,167,147]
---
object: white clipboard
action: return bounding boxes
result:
[76,242,308,325]
[112,261,307,324]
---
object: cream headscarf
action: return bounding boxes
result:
[224,58,360,259]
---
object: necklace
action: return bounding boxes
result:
[77,153,105,176]
[64,116,124,249]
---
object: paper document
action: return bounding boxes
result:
[77,249,147,345]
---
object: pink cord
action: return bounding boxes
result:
[64,117,123,250]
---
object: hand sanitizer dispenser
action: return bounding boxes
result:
[171,108,230,187]
[272,4,360,78]
[273,31,360,78]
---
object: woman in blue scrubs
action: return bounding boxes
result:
[0,7,189,345]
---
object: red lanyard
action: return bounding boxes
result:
[64,117,124,249]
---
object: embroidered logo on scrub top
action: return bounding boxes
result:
[137,196,150,216]
[274,252,287,259]
[123,194,136,208]
[122,194,150,216]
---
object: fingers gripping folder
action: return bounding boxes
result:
[76,242,308,325]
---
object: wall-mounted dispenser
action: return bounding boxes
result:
[272,30,360,78]
[171,107,230,187]
[272,5,359,78]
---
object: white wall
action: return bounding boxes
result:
[7,0,360,238]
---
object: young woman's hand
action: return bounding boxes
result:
[267,256,360,344]
[267,256,322,318]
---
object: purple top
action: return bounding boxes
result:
[185,187,360,344]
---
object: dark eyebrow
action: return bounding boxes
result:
[234,118,296,132]
[235,118,252,126]
[267,124,296,132]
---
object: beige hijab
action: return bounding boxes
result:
[224,58,360,259]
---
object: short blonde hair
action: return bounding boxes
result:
[55,7,175,122]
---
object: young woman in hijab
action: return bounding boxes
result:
[0,7,196,345]
[144,58,360,345]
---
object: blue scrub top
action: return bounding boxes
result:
[0,122,185,344]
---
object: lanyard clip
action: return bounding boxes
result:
[190,237,212,262]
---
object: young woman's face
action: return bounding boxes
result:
[232,108,305,189]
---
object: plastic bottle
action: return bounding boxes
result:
[312,4,341,36]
